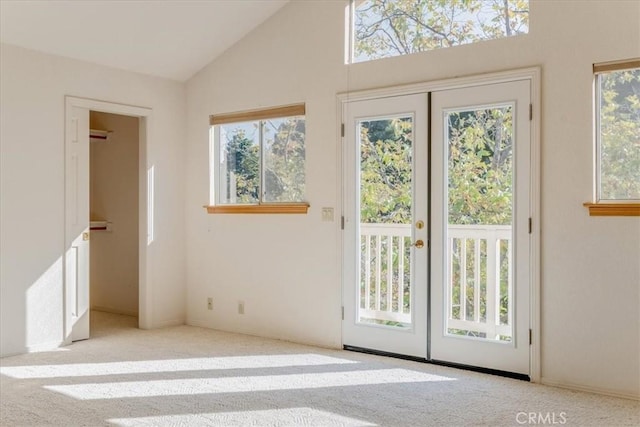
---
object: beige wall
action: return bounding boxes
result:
[185,0,640,398]
[0,43,187,356]
[89,112,139,316]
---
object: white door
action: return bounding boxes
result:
[342,94,429,358]
[65,105,90,342]
[430,80,531,375]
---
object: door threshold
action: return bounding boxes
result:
[343,345,530,381]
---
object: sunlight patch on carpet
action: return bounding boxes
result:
[0,353,356,379]
[108,407,376,427]
[46,368,455,399]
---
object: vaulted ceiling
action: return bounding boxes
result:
[0,0,289,81]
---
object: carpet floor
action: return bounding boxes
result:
[1,311,638,426]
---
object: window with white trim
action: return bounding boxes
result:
[594,60,640,202]
[208,104,308,214]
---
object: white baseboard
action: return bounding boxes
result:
[91,305,138,317]
[152,318,185,328]
[1,340,65,358]
[541,377,639,401]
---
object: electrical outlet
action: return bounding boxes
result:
[238,301,245,315]
[207,297,213,310]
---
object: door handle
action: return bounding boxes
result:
[412,239,424,249]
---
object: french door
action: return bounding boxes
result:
[342,78,532,376]
[342,94,429,358]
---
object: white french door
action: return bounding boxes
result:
[342,77,534,376]
[430,80,531,375]
[342,94,429,358]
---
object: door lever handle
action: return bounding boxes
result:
[412,239,424,249]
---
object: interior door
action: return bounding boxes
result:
[430,80,531,375]
[342,94,428,358]
[65,104,90,342]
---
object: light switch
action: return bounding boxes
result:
[321,207,334,222]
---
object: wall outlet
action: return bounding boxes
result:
[207,297,213,310]
[238,301,245,315]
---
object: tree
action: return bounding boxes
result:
[354,0,529,62]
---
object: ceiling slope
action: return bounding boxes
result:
[0,0,289,81]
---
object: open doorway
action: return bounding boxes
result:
[89,112,139,319]
[64,96,152,344]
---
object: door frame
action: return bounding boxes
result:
[63,96,153,344]
[337,67,541,381]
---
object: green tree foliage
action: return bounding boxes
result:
[354,0,529,62]
[222,127,259,203]
[448,107,513,225]
[264,118,306,202]
[599,68,640,200]
[360,118,413,224]
[220,117,305,204]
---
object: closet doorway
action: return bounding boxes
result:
[64,97,152,343]
[89,112,140,320]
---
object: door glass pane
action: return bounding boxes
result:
[445,106,514,342]
[358,117,413,329]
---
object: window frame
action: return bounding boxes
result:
[348,0,530,64]
[206,104,309,214]
[585,59,640,216]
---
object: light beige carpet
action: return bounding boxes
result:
[1,311,638,426]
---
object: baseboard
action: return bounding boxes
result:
[541,377,639,401]
[185,318,342,350]
[1,340,65,358]
[91,305,138,317]
[152,318,185,328]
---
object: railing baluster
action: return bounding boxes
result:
[474,238,481,322]
[398,237,405,314]
[365,234,371,311]
[375,235,381,311]
[386,235,393,313]
[507,238,513,329]
[460,238,467,321]
[486,231,498,340]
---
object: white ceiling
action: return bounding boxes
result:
[0,0,289,82]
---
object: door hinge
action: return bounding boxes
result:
[528,217,532,234]
[529,329,533,345]
[341,123,345,137]
[341,306,344,320]
[529,103,533,121]
[341,216,345,230]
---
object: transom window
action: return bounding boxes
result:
[208,104,308,214]
[350,0,529,63]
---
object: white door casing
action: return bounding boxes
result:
[64,96,153,343]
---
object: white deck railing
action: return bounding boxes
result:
[359,223,512,340]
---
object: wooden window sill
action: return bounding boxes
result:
[204,203,310,214]
[583,203,640,216]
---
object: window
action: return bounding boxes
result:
[350,0,529,63]
[585,60,640,216]
[207,104,308,214]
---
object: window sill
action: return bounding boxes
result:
[583,203,640,216]
[204,203,310,214]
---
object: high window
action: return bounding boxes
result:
[208,104,308,214]
[350,0,529,63]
